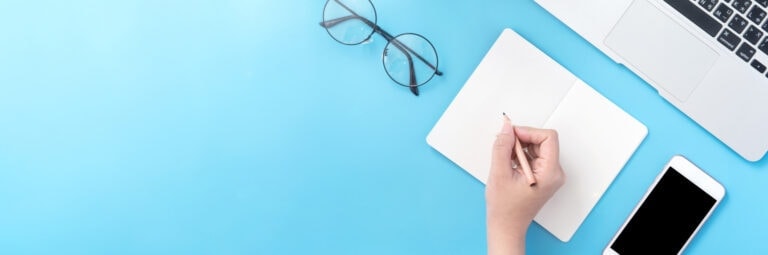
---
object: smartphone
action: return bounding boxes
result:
[603,155,725,255]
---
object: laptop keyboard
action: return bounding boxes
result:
[666,0,768,77]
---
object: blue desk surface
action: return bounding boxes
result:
[1,0,766,254]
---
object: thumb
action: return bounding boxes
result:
[490,121,516,178]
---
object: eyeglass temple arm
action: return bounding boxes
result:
[408,56,419,96]
[319,15,358,29]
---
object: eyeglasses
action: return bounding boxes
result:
[320,0,443,96]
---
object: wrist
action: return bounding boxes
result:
[487,213,532,236]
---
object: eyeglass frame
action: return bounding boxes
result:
[319,0,443,96]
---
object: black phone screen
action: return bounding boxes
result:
[610,167,716,254]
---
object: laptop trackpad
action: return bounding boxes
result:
[605,0,718,102]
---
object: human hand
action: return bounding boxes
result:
[486,120,565,255]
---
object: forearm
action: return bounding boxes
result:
[487,219,528,255]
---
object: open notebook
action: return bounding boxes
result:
[427,29,647,242]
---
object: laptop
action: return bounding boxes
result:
[535,0,768,162]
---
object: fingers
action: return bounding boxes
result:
[490,121,516,179]
[514,126,559,161]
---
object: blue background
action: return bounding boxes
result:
[1,0,766,254]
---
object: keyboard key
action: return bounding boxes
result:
[758,37,768,54]
[762,18,768,31]
[714,3,735,22]
[699,0,718,11]
[744,25,764,44]
[665,0,724,37]
[729,14,749,33]
[747,6,767,24]
[719,29,742,50]
[757,0,768,7]
[751,59,767,73]
[736,43,757,61]
[732,0,753,13]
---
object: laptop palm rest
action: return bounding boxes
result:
[605,0,718,102]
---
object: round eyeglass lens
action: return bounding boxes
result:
[383,33,439,87]
[322,0,377,45]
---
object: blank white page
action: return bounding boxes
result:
[535,79,647,242]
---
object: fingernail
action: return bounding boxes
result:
[500,121,513,134]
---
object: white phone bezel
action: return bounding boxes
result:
[603,155,725,255]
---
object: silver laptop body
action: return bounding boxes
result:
[535,0,768,161]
